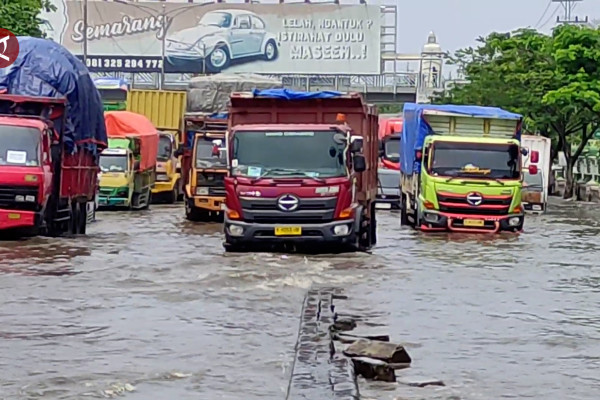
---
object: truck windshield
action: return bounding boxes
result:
[157,135,172,161]
[383,137,400,162]
[430,142,521,179]
[379,172,399,188]
[195,140,226,168]
[523,171,543,189]
[0,125,40,167]
[100,155,128,173]
[232,130,347,178]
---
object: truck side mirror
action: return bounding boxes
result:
[350,135,363,153]
[378,141,384,157]
[354,154,366,172]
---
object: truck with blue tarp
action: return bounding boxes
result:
[400,103,539,233]
[180,112,228,221]
[223,89,379,252]
[0,37,107,236]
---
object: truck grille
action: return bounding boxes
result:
[197,171,225,186]
[436,191,512,216]
[240,196,338,224]
[209,187,226,196]
[0,185,39,211]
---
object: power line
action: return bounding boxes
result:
[539,4,561,29]
[552,0,589,24]
[535,0,553,28]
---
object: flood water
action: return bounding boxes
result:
[0,198,598,399]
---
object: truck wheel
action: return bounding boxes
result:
[370,202,377,245]
[400,194,409,226]
[185,198,206,221]
[79,203,87,235]
[165,187,177,204]
[70,202,80,235]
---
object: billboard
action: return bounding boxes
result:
[41,1,382,75]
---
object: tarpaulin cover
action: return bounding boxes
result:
[104,111,158,170]
[400,103,523,174]
[0,37,107,154]
[252,88,342,100]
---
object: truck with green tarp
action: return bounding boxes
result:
[98,111,159,209]
[400,103,539,233]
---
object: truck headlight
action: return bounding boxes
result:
[196,187,209,195]
[333,224,350,236]
[228,224,244,237]
[25,195,35,202]
[156,173,169,182]
[15,195,24,202]
[508,217,521,226]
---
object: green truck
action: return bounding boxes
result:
[400,104,537,233]
[98,111,159,209]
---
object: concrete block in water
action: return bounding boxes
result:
[351,357,396,382]
[344,339,412,364]
[332,332,390,344]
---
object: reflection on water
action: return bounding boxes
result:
[0,198,599,399]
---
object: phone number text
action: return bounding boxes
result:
[80,56,164,72]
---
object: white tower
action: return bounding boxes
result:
[420,31,443,89]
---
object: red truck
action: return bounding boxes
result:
[0,37,106,236]
[223,89,379,252]
[378,116,402,170]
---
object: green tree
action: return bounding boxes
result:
[0,0,55,38]
[436,25,600,198]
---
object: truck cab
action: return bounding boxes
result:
[223,90,378,252]
[181,114,228,221]
[98,146,135,207]
[153,131,182,203]
[378,117,402,170]
[0,117,52,231]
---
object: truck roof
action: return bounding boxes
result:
[0,116,47,130]
[231,123,345,131]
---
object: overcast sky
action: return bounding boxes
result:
[397,0,600,54]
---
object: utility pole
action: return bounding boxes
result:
[83,0,88,64]
[552,0,589,25]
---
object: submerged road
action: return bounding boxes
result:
[0,199,599,399]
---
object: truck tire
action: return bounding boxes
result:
[165,186,177,204]
[370,202,377,245]
[185,197,207,221]
[79,202,87,235]
[400,194,409,226]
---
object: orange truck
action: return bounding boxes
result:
[378,116,402,170]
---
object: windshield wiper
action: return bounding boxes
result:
[252,168,326,183]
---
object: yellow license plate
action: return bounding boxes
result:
[8,213,21,220]
[275,226,302,236]
[463,218,484,227]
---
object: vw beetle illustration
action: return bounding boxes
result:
[165,9,279,73]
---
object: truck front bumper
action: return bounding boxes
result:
[224,218,356,245]
[193,196,226,212]
[152,179,176,194]
[98,195,129,207]
[419,210,525,233]
[522,202,545,213]
[0,208,42,230]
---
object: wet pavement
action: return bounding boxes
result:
[0,198,599,399]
